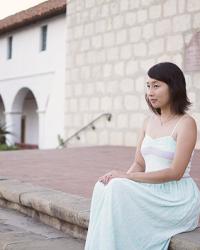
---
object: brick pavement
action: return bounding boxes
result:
[0,146,199,198]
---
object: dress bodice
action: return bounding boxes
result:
[141,135,191,178]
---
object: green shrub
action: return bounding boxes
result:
[0,144,19,151]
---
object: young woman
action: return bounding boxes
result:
[84,62,200,250]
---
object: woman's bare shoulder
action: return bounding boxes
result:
[178,114,197,135]
[142,114,153,129]
[181,114,196,125]
[141,113,157,135]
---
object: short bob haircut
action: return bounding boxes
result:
[146,62,191,115]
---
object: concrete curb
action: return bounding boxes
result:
[0,178,199,249]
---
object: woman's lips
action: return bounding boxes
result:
[150,99,158,104]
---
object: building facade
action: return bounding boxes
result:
[1,0,200,150]
[0,0,66,149]
[65,0,200,148]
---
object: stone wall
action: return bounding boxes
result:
[65,0,200,148]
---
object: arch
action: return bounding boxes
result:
[11,87,39,113]
[9,87,39,148]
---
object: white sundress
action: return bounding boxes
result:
[84,119,200,250]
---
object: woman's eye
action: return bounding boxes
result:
[146,84,150,88]
[154,84,159,88]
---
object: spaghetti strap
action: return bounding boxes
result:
[170,115,186,137]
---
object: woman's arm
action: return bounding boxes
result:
[127,116,197,184]
[126,117,149,174]
[127,168,178,184]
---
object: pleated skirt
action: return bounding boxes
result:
[84,177,200,250]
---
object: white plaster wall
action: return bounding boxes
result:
[0,14,66,148]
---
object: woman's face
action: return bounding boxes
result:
[146,77,171,110]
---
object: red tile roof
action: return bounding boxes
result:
[0,0,66,35]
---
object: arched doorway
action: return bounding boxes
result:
[0,95,6,144]
[12,88,39,149]
[0,96,5,125]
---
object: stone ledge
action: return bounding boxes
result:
[169,229,200,250]
[0,178,199,249]
[0,179,89,240]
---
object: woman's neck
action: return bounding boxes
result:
[160,106,174,118]
[159,107,177,126]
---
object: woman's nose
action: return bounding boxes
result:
[147,87,154,96]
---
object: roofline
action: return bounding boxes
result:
[0,0,66,35]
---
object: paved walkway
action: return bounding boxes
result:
[0,146,199,198]
[0,206,85,249]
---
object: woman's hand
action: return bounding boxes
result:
[98,170,128,185]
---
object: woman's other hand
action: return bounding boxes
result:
[98,170,128,185]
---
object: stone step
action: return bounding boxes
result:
[5,238,84,250]
[0,179,89,239]
[0,178,199,249]
[0,207,85,250]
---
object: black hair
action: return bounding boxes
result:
[146,62,191,115]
